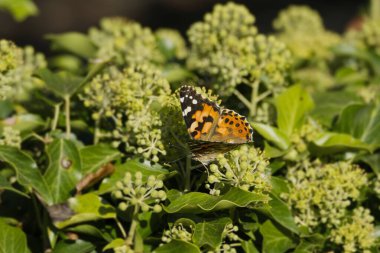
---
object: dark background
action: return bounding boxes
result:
[0,0,368,53]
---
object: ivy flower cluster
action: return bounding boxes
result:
[88,17,165,66]
[161,223,193,243]
[330,207,376,253]
[273,5,340,61]
[206,145,271,197]
[187,2,291,97]
[81,64,170,162]
[0,127,21,148]
[284,161,368,230]
[212,223,240,253]
[112,172,166,213]
[0,39,46,100]
[347,18,380,56]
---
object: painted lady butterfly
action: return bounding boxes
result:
[179,85,253,164]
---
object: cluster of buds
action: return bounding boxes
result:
[0,127,21,148]
[206,145,271,197]
[112,172,166,213]
[161,223,193,243]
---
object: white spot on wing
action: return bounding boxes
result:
[190,96,193,99]
[192,99,197,104]
[180,97,184,102]
[183,106,192,116]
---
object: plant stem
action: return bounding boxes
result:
[93,117,100,144]
[116,218,127,239]
[185,155,192,192]
[126,206,140,246]
[250,80,260,117]
[233,90,251,110]
[64,96,71,138]
[51,104,60,131]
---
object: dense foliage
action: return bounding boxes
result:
[1,2,380,253]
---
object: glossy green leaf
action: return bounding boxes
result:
[0,219,31,253]
[0,146,53,204]
[293,234,325,253]
[358,153,380,174]
[335,103,380,151]
[258,193,299,234]
[260,220,295,253]
[263,142,287,158]
[55,193,116,228]
[154,239,201,253]
[80,145,120,174]
[0,0,38,21]
[164,187,270,213]
[0,174,28,198]
[193,217,231,249]
[97,160,170,194]
[310,132,371,155]
[66,224,113,242]
[312,91,362,126]
[103,238,125,251]
[275,85,314,136]
[46,32,96,58]
[44,138,82,204]
[270,177,290,197]
[252,123,290,150]
[1,114,45,135]
[52,239,95,253]
[241,240,259,253]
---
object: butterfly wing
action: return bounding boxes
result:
[179,86,221,141]
[208,109,254,143]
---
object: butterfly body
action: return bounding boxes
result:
[179,85,253,163]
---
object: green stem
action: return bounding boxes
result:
[93,117,100,144]
[116,218,127,239]
[185,155,192,192]
[51,104,60,131]
[233,90,251,110]
[64,96,71,138]
[250,80,260,117]
[31,195,48,249]
[126,206,140,246]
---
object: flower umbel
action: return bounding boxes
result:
[113,172,166,213]
[0,127,21,148]
[161,223,193,243]
[206,145,271,197]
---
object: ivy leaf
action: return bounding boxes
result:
[260,220,295,253]
[335,103,380,151]
[97,160,170,194]
[154,239,201,253]
[193,217,231,249]
[241,240,260,253]
[55,193,116,229]
[310,132,371,155]
[80,145,120,174]
[0,219,31,253]
[66,224,113,242]
[51,239,96,253]
[0,146,53,204]
[46,32,96,59]
[358,153,380,174]
[275,85,314,136]
[164,188,270,213]
[252,123,290,150]
[44,138,82,204]
[1,114,46,135]
[257,193,299,234]
[0,174,28,198]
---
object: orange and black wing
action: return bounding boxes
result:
[179,86,220,141]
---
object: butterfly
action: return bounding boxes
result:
[179,85,253,164]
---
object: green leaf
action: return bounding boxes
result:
[252,123,290,150]
[310,132,371,155]
[0,174,28,198]
[275,85,314,136]
[37,69,83,98]
[0,146,53,204]
[0,219,31,253]
[293,234,325,253]
[193,217,231,249]
[258,193,299,234]
[97,160,170,194]
[270,177,290,196]
[55,193,116,229]
[358,153,380,174]
[260,220,295,253]
[335,103,380,151]
[263,142,287,158]
[52,239,95,253]
[241,240,259,253]
[44,138,82,204]
[46,32,96,58]
[1,114,46,135]
[67,224,113,242]
[103,238,125,251]
[80,145,120,174]
[0,0,38,21]
[154,239,201,253]
[312,91,362,126]
[164,187,270,213]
